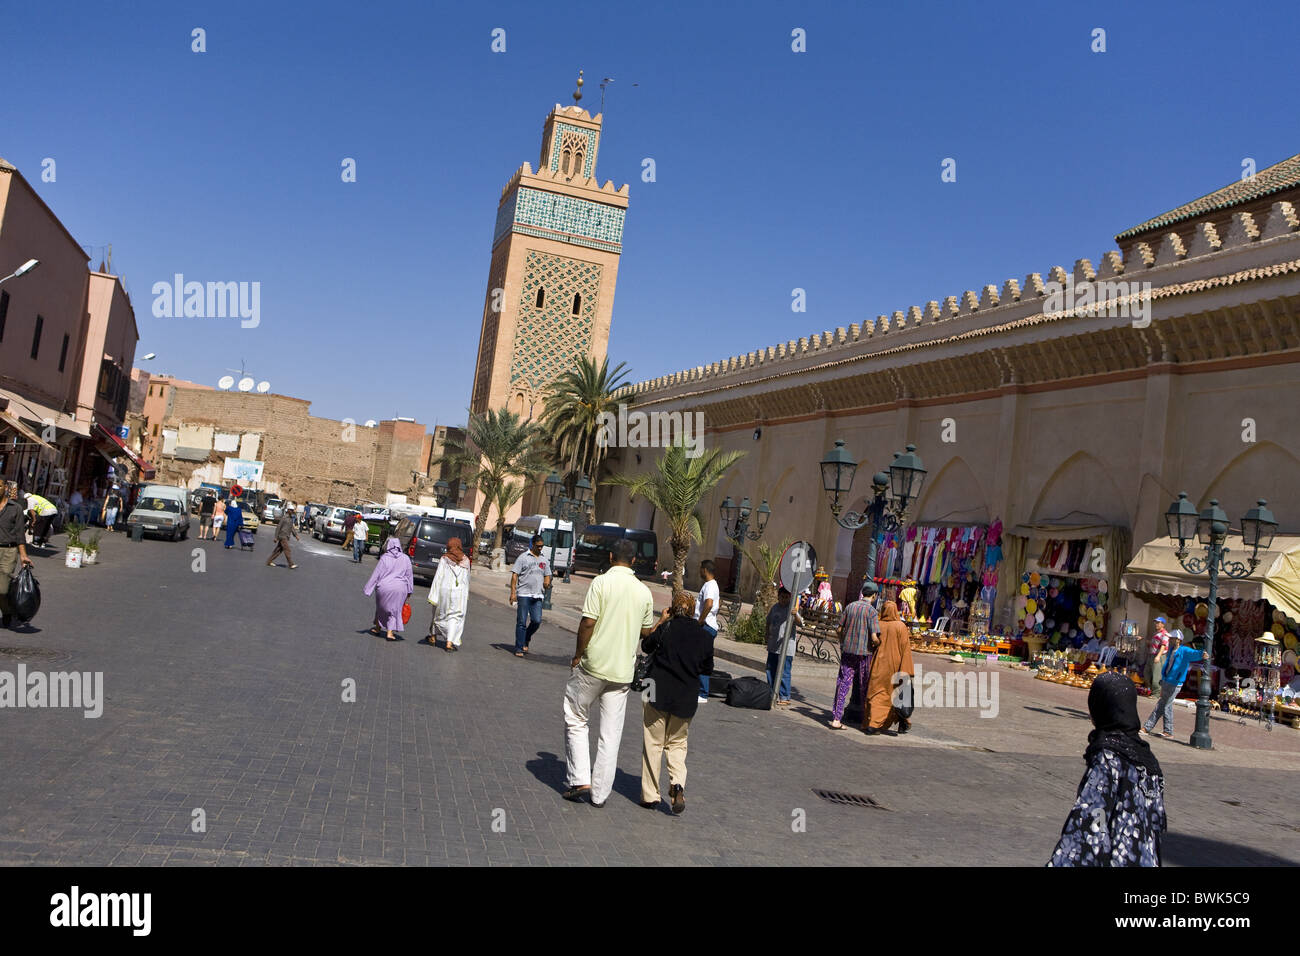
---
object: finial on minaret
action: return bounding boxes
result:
[572,70,584,104]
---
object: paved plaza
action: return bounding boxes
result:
[0,532,1297,866]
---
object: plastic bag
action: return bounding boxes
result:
[9,565,40,622]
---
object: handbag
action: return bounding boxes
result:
[401,602,412,625]
[894,674,915,719]
[632,629,662,693]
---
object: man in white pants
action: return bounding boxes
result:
[563,539,656,808]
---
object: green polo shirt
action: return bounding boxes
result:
[580,565,655,683]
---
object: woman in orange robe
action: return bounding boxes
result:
[862,600,915,734]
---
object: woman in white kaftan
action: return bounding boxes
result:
[427,537,471,651]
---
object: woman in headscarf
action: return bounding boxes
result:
[426,537,471,652]
[1049,672,1166,866]
[364,534,414,641]
[223,495,243,549]
[861,600,915,735]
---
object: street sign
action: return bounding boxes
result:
[779,540,817,592]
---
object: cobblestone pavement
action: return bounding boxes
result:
[0,533,1296,866]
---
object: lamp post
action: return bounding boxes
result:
[0,258,39,287]
[542,472,594,608]
[433,479,451,508]
[820,441,927,595]
[718,495,772,596]
[1164,493,1277,750]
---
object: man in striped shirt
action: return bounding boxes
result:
[831,581,880,730]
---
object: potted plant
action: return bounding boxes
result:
[64,521,85,569]
[82,530,102,565]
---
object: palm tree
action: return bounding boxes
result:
[741,536,792,618]
[539,355,633,494]
[491,480,525,550]
[606,441,745,595]
[436,408,548,539]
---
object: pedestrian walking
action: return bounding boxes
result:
[861,600,914,735]
[101,486,123,531]
[212,497,226,538]
[831,581,880,728]
[765,587,804,707]
[1146,617,1171,694]
[341,510,358,550]
[562,539,656,807]
[426,537,471,651]
[223,496,244,549]
[68,487,85,525]
[510,534,551,657]
[266,505,300,569]
[1049,671,1167,866]
[0,482,35,630]
[351,514,369,562]
[198,493,216,540]
[694,559,719,702]
[640,591,714,814]
[363,535,413,641]
[1141,631,1208,739]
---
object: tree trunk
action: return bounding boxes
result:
[671,536,689,599]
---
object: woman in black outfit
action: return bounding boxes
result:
[639,591,715,814]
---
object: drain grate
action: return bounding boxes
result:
[812,789,890,810]
[0,646,72,666]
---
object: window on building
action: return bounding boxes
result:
[152,424,159,437]
[572,293,581,315]
[0,290,8,341]
[57,333,69,372]
[561,149,571,175]
[30,315,43,359]
[535,287,545,309]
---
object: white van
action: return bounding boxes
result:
[126,484,192,541]
[505,515,574,572]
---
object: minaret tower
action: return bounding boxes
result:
[467,72,630,519]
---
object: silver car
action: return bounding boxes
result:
[261,497,284,522]
[313,506,358,543]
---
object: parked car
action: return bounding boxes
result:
[313,506,359,543]
[235,502,261,533]
[126,484,192,541]
[392,514,475,584]
[573,523,659,577]
[261,497,284,522]
[504,515,573,572]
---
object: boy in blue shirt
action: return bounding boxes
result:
[1141,630,1209,738]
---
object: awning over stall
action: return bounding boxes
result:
[1122,534,1300,626]
[0,408,55,451]
[93,422,155,480]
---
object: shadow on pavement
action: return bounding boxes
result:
[526,751,567,792]
[1163,831,1297,866]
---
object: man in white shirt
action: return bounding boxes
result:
[351,516,369,562]
[695,560,720,702]
[510,535,552,656]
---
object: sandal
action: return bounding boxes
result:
[829,720,843,730]
[368,626,383,636]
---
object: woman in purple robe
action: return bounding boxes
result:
[364,535,413,641]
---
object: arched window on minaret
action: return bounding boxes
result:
[561,149,571,175]
[572,293,581,315]
[536,287,545,309]
[572,151,584,179]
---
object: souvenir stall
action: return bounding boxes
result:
[800,565,844,621]
[873,520,1009,648]
[1122,534,1300,716]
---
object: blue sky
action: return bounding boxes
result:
[6,0,1298,427]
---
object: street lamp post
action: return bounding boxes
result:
[433,479,451,508]
[542,472,594,609]
[718,495,772,596]
[1164,493,1277,750]
[0,258,39,287]
[819,441,927,595]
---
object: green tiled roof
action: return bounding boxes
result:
[1116,152,1300,240]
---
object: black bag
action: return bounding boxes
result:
[725,676,772,710]
[9,565,40,622]
[895,674,915,719]
[708,669,733,697]
[632,630,661,693]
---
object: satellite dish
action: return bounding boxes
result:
[237,377,255,392]
[217,375,235,390]
[364,420,377,428]
[256,381,270,393]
